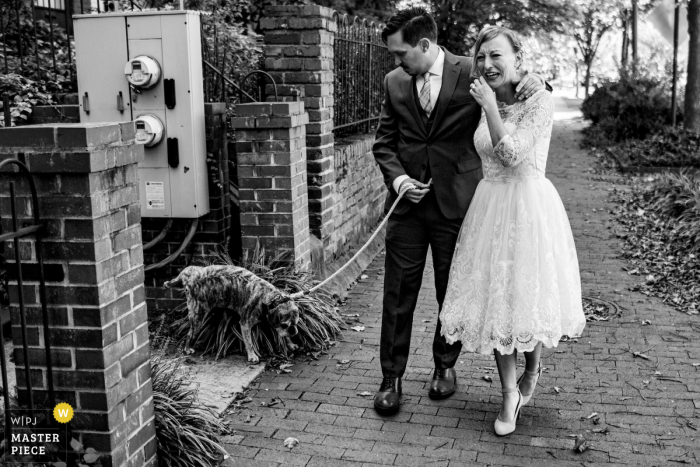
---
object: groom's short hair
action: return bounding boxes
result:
[382,7,437,46]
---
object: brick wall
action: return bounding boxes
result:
[261,5,336,260]
[259,4,389,265]
[231,101,311,269]
[0,122,156,467]
[331,134,384,258]
[143,103,231,312]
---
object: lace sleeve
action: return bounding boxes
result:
[493,91,553,167]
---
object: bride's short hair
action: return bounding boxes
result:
[471,26,523,77]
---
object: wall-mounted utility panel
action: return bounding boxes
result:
[73,10,209,219]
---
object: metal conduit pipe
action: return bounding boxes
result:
[143,219,174,251]
[144,218,199,273]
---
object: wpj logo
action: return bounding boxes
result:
[2,403,71,461]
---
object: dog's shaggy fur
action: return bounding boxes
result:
[164,265,300,363]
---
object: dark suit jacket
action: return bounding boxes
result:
[373,49,483,220]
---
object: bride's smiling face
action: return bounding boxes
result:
[475,34,521,90]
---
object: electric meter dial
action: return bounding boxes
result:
[124,56,162,89]
[134,114,165,147]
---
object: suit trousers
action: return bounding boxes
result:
[380,189,464,378]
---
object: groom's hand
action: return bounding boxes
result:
[513,71,545,101]
[400,178,430,203]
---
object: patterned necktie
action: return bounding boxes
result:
[419,72,432,116]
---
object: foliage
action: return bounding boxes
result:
[427,0,575,56]
[151,350,229,467]
[571,0,659,97]
[170,245,344,359]
[610,172,700,315]
[581,65,682,145]
[0,74,56,127]
[608,126,700,167]
[0,3,76,91]
[315,0,394,23]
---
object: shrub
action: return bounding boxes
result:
[581,65,683,146]
[152,351,229,467]
[608,126,700,168]
[646,171,700,252]
[170,246,344,359]
[0,74,57,127]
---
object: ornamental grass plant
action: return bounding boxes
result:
[151,340,229,467]
[170,246,344,359]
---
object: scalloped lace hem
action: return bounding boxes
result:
[440,331,583,355]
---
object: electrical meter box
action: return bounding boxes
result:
[73,10,209,219]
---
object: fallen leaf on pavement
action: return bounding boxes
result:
[571,434,588,453]
[284,437,299,449]
[641,320,651,325]
[553,387,561,394]
[586,412,599,419]
[351,326,365,332]
[482,376,492,382]
[357,391,373,397]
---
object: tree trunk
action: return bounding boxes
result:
[584,59,592,99]
[621,17,629,67]
[686,0,700,132]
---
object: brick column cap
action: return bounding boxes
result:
[0,122,136,150]
[0,122,143,173]
[233,101,305,119]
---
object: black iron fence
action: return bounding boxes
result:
[0,0,78,87]
[333,12,394,138]
[0,159,55,450]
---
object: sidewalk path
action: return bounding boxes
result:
[224,98,700,466]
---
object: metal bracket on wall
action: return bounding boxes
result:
[82,92,90,114]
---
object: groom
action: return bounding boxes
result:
[372,7,547,414]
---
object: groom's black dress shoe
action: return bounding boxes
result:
[374,377,401,415]
[428,368,457,399]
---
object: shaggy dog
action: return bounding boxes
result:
[164,265,300,363]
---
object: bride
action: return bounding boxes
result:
[439,26,586,436]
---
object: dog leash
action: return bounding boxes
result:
[289,178,432,300]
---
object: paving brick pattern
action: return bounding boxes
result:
[224,106,700,465]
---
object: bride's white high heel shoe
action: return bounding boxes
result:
[517,364,542,406]
[494,387,523,437]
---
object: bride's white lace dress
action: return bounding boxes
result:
[439,90,586,355]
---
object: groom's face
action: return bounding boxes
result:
[386,31,431,76]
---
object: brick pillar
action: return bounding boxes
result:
[0,123,156,467]
[261,5,336,259]
[231,102,311,269]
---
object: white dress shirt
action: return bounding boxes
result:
[392,48,445,194]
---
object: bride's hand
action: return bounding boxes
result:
[469,77,497,111]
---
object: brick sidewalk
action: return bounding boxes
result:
[223,108,700,466]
